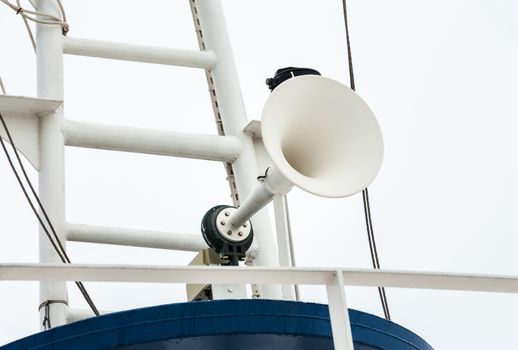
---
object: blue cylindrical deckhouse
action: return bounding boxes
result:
[1,300,433,350]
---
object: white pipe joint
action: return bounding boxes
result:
[62,120,241,162]
[63,37,217,69]
[228,166,293,228]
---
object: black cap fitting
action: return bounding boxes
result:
[265,67,321,91]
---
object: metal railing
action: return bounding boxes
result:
[24,0,284,332]
[3,263,518,349]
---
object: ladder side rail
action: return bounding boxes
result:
[191,0,282,299]
[36,0,68,329]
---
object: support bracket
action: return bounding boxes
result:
[0,95,62,170]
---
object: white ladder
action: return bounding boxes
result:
[0,1,353,348]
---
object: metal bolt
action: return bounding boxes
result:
[224,211,230,217]
[238,231,243,236]
[227,288,233,293]
[227,230,232,235]
[220,220,226,225]
[243,222,248,228]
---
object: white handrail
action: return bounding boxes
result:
[2,263,518,293]
[4,263,515,350]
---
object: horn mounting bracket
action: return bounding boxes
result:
[201,205,253,266]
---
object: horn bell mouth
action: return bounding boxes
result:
[261,75,384,198]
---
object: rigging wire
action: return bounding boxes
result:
[19,13,36,51]
[0,78,100,320]
[0,76,6,94]
[1,0,68,51]
[1,0,68,30]
[341,0,392,320]
[0,113,100,318]
[362,189,391,320]
[17,0,36,51]
[0,114,100,318]
[0,0,98,321]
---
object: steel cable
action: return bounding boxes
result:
[0,0,97,321]
[0,110,100,320]
[1,0,69,51]
[341,0,391,320]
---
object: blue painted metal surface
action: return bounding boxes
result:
[1,300,433,349]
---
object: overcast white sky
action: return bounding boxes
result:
[1,0,518,348]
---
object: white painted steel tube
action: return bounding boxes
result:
[62,120,241,162]
[63,37,217,69]
[273,195,297,300]
[4,264,518,294]
[66,224,207,252]
[36,0,68,328]
[228,166,293,228]
[326,272,354,349]
[194,0,281,298]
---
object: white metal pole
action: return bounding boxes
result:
[326,271,354,350]
[36,0,68,328]
[273,195,296,300]
[193,0,281,298]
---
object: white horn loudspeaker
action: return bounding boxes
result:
[227,74,384,228]
[201,74,383,264]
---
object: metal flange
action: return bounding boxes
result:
[201,205,254,266]
[215,207,252,243]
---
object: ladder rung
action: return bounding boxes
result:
[63,37,217,69]
[62,120,241,162]
[66,223,207,252]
